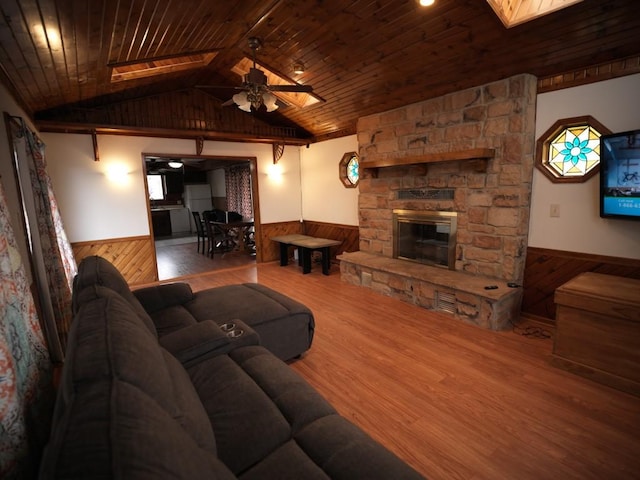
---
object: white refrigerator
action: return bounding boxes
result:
[184,184,212,232]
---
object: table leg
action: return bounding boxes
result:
[321,247,331,275]
[279,242,289,266]
[301,247,312,274]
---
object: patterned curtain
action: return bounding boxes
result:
[0,179,53,479]
[16,124,77,352]
[225,164,252,219]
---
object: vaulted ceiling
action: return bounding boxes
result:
[0,0,638,143]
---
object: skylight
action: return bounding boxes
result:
[110,51,218,83]
[486,0,584,28]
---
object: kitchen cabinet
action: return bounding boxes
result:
[151,210,171,237]
[169,208,190,233]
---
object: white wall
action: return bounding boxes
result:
[529,73,640,259]
[300,135,359,225]
[42,133,302,242]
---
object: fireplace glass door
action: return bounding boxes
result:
[393,210,457,269]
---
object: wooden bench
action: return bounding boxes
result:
[271,234,342,275]
[553,272,640,396]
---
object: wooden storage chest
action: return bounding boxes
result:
[553,272,640,396]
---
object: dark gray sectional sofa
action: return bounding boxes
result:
[38,256,424,479]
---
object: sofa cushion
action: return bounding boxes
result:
[40,285,222,479]
[239,440,331,480]
[73,255,157,336]
[133,282,194,314]
[228,347,336,432]
[147,304,199,336]
[188,349,292,474]
[187,345,341,476]
[295,414,423,480]
[184,283,315,360]
[185,284,311,328]
[42,378,235,480]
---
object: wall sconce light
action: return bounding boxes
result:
[105,163,130,184]
[267,162,283,182]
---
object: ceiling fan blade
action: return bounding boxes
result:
[196,85,245,90]
[269,84,313,93]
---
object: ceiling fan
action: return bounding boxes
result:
[198,37,313,112]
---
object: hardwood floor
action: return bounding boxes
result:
[155,239,255,280]
[169,262,640,480]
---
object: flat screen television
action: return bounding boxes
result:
[600,129,640,221]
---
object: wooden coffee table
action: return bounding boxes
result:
[271,234,342,275]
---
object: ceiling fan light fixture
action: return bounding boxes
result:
[293,62,305,74]
[263,91,279,112]
[233,91,252,112]
[227,37,317,113]
[168,161,183,169]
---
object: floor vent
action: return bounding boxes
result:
[435,291,456,314]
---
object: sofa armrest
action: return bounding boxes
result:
[133,282,194,313]
[159,319,260,366]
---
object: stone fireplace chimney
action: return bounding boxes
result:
[339,74,536,329]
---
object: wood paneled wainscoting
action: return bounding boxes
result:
[71,235,157,285]
[72,223,357,284]
[521,247,640,324]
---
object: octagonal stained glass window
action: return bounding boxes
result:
[536,116,611,184]
[339,151,359,188]
[347,155,359,184]
[548,125,600,177]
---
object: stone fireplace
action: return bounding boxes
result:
[393,209,457,269]
[339,73,537,329]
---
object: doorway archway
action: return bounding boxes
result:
[142,152,262,280]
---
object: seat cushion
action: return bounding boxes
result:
[238,440,330,480]
[295,415,424,480]
[188,351,291,474]
[188,346,335,475]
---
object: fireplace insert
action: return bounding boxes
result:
[393,210,457,269]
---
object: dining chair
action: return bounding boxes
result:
[202,210,229,257]
[191,211,207,254]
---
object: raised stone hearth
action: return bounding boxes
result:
[339,251,521,330]
[343,74,537,327]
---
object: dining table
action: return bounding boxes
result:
[208,220,255,255]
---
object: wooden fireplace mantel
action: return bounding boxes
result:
[361,148,495,175]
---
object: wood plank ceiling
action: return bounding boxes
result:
[0,0,638,142]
